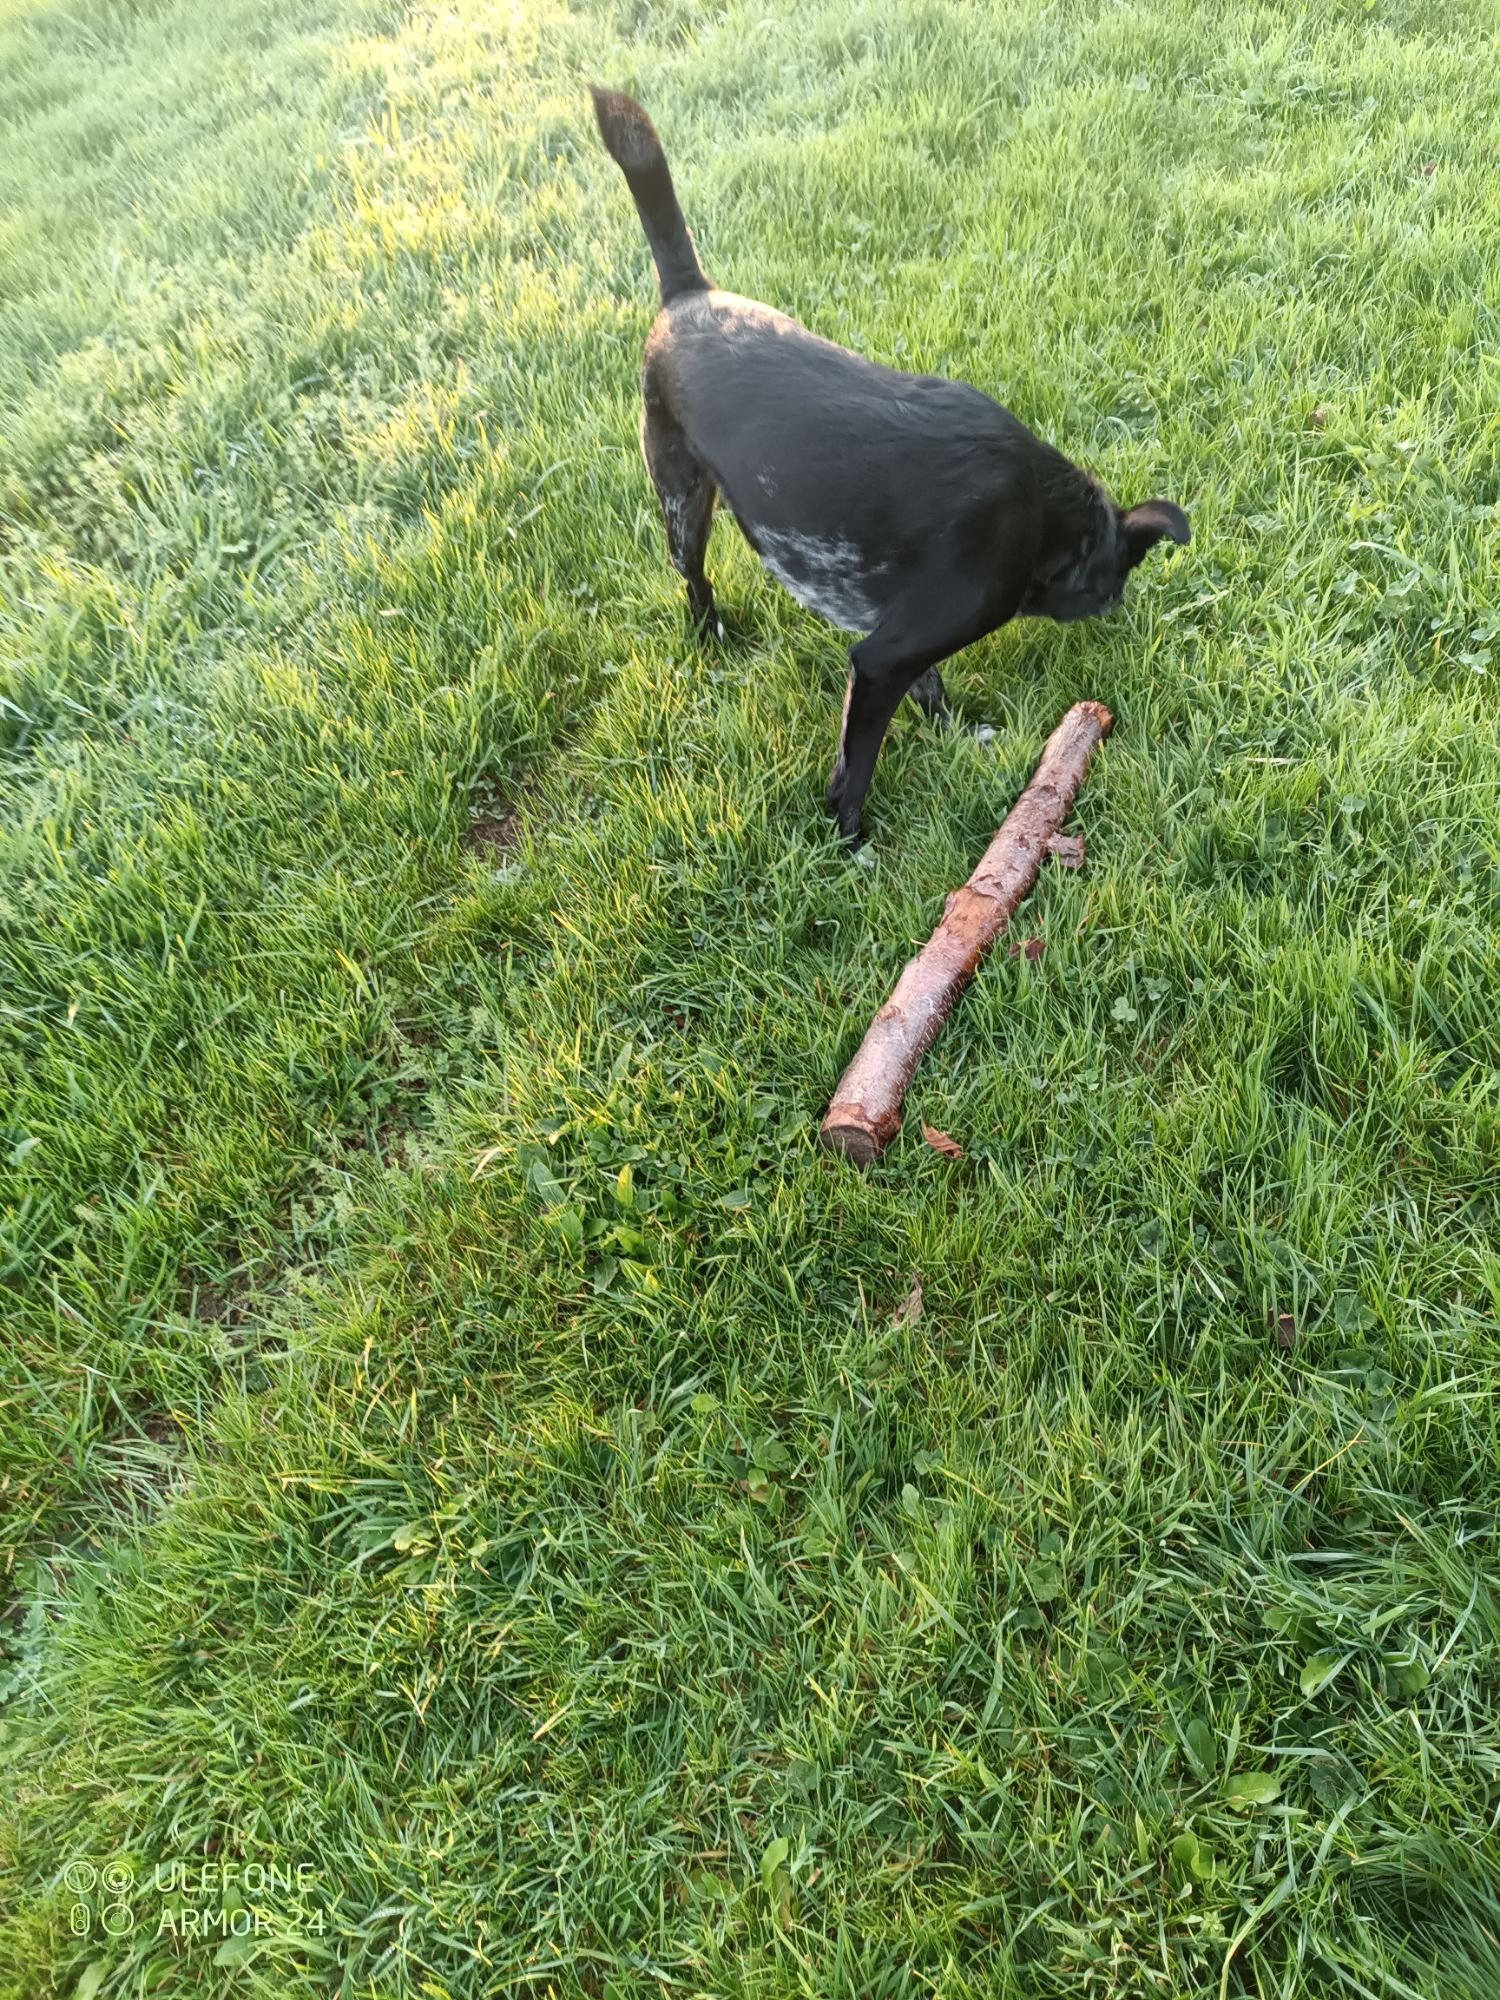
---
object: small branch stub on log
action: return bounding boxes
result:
[820,700,1113,1166]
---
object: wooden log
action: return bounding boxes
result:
[820,700,1113,1165]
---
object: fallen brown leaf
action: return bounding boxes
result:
[1046,833,1086,870]
[1273,1311,1297,1352]
[921,1123,964,1160]
[892,1277,924,1326]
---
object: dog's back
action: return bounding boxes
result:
[651,290,1053,623]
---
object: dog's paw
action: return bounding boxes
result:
[694,606,739,651]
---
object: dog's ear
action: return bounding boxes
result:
[1120,500,1190,567]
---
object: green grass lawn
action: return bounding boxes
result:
[3,0,1499,1992]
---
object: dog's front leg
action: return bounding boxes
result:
[906,666,952,726]
[907,667,1001,744]
[826,662,926,845]
[827,580,1013,843]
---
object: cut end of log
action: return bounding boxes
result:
[1078,700,1114,738]
[819,1108,886,1167]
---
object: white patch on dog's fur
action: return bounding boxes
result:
[757,529,881,634]
[662,492,688,562]
[660,489,700,572]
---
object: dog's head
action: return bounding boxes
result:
[1024,497,1190,623]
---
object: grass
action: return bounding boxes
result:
[2,0,1499,1991]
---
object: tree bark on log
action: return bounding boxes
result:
[820,700,1113,1166]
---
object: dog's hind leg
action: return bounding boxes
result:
[642,389,718,634]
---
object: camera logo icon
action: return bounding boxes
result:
[63,1860,136,1937]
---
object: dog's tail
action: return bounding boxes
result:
[590,86,709,305]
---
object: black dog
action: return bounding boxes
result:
[591,86,1189,844]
